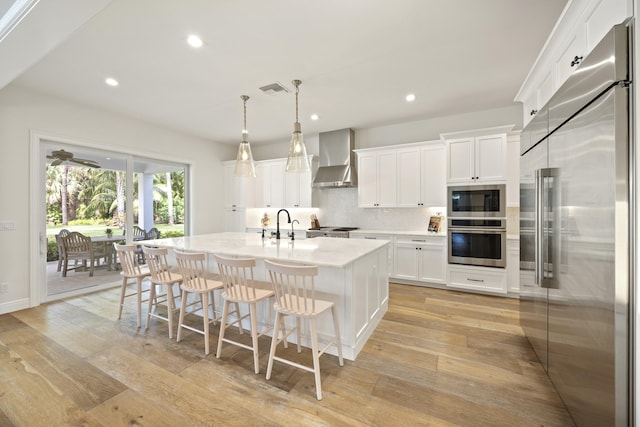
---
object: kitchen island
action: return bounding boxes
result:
[145,232,390,360]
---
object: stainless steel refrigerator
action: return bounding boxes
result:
[520,23,631,426]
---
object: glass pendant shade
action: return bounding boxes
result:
[286,123,310,172]
[234,132,256,177]
[234,96,256,178]
[286,80,310,173]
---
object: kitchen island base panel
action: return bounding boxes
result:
[207,251,388,361]
[162,235,391,361]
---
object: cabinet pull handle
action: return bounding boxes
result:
[530,109,538,116]
[364,237,376,239]
[467,278,484,283]
[411,239,426,242]
[570,55,583,67]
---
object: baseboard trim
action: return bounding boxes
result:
[0,298,31,315]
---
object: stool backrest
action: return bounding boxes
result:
[174,250,210,290]
[214,254,258,300]
[265,260,318,315]
[143,246,177,282]
[113,243,144,276]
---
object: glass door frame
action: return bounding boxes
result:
[30,131,190,305]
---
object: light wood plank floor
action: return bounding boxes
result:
[0,283,575,426]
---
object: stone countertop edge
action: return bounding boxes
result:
[350,229,447,237]
[144,232,390,268]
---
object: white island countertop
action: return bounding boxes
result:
[350,229,446,237]
[145,232,390,268]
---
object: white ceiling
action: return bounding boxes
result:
[10,0,567,146]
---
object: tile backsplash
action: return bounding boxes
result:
[315,187,445,231]
[246,187,519,235]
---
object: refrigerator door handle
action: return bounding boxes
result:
[538,167,560,289]
[535,169,543,286]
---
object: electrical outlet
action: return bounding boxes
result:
[0,282,8,293]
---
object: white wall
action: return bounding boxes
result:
[248,104,522,160]
[0,84,234,313]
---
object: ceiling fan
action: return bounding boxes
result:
[47,149,100,168]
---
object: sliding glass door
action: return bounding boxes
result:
[42,140,188,301]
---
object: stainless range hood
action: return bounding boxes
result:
[312,128,357,188]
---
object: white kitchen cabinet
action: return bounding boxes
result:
[397,142,446,208]
[447,264,507,295]
[224,161,252,209]
[284,156,316,208]
[255,159,285,208]
[554,26,585,95]
[224,208,246,232]
[507,238,520,293]
[394,235,446,284]
[583,0,628,53]
[521,71,554,128]
[446,133,507,184]
[516,0,630,127]
[350,233,394,276]
[357,150,397,208]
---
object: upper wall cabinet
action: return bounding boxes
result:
[396,142,446,207]
[255,159,286,209]
[356,141,446,208]
[227,155,316,210]
[445,133,507,185]
[357,150,397,208]
[516,0,630,127]
[284,156,317,208]
[224,161,254,209]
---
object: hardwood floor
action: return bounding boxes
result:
[0,283,575,426]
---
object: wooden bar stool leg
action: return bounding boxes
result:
[280,315,288,349]
[166,284,175,339]
[266,312,281,380]
[216,300,230,359]
[202,293,210,355]
[177,289,188,343]
[296,317,302,352]
[310,318,323,400]
[118,276,128,320]
[136,277,143,328]
[249,303,260,374]
[235,302,243,334]
[146,283,156,330]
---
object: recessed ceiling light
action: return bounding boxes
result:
[187,34,203,48]
[310,114,319,121]
[105,77,119,87]
[405,93,416,102]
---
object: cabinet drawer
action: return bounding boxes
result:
[447,265,507,294]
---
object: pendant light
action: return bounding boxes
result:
[234,95,256,178]
[285,79,310,173]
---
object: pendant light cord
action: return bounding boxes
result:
[241,95,249,138]
[292,80,301,125]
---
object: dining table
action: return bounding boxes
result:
[91,234,126,270]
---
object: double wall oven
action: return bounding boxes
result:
[447,184,506,268]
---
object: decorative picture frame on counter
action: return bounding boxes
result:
[428,216,442,233]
